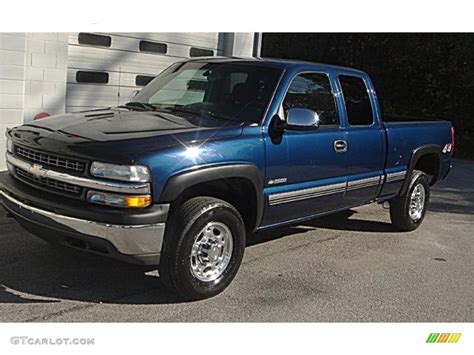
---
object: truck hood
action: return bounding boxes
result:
[9,108,244,164]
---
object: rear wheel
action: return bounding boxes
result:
[159,197,246,300]
[390,170,430,231]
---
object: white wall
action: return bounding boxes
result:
[231,33,256,57]
[23,33,69,123]
[0,33,27,170]
[0,32,69,170]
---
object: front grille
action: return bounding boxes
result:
[15,167,83,195]
[15,145,86,173]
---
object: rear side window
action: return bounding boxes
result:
[339,75,374,126]
[283,73,339,126]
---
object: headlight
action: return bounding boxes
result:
[90,162,150,182]
[87,190,151,208]
[6,138,13,154]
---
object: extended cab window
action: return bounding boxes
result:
[339,75,374,126]
[283,73,339,126]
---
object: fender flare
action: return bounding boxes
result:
[399,144,442,196]
[160,164,264,230]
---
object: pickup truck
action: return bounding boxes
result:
[0,58,453,300]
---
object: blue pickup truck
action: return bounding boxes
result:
[1,58,454,299]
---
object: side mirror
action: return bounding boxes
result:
[285,108,320,130]
[128,89,140,102]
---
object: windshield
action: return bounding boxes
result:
[133,61,283,124]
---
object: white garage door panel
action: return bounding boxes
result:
[69,34,193,59]
[68,60,172,78]
[67,42,183,63]
[67,98,119,108]
[67,84,134,97]
[67,71,143,87]
[69,33,219,58]
[66,88,138,109]
[112,32,220,50]
[66,32,220,112]
[67,48,177,73]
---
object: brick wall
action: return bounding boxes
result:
[23,33,68,123]
[0,32,68,170]
[0,33,26,170]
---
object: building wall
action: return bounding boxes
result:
[23,33,69,123]
[0,32,258,171]
[0,33,26,170]
[0,33,68,170]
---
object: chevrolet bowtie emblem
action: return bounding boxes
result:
[30,164,46,178]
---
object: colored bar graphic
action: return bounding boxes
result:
[426,333,462,343]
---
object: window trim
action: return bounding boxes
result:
[279,71,341,129]
[337,74,376,128]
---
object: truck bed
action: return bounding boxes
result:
[379,119,453,197]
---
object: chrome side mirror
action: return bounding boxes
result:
[285,108,320,130]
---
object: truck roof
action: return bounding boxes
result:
[184,56,366,75]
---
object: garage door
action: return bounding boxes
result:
[66,32,221,112]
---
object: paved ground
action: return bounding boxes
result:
[0,160,472,322]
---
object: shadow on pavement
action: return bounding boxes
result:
[248,209,397,247]
[0,236,182,306]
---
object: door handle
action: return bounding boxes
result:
[334,140,348,153]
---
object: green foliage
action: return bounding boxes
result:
[262,33,474,159]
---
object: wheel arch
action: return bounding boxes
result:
[399,144,442,196]
[160,164,264,232]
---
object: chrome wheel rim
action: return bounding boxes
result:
[190,222,233,282]
[409,183,426,222]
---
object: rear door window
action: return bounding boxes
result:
[338,75,374,126]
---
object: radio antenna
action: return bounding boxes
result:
[117,66,122,106]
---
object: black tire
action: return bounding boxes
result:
[390,170,430,231]
[159,197,246,300]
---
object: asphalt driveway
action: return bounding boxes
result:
[0,159,472,322]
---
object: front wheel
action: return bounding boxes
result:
[159,197,246,300]
[389,170,430,231]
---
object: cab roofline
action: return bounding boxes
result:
[180,56,366,74]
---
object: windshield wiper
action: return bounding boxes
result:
[118,102,157,112]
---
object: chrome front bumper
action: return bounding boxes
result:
[0,190,166,262]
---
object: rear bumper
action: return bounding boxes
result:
[0,171,169,265]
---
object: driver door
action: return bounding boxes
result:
[262,72,348,226]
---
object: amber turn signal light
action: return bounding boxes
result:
[124,195,152,208]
